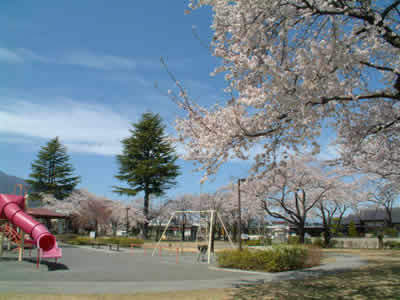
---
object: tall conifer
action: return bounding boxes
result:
[114,112,180,238]
[27,137,80,199]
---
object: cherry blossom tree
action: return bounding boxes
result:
[242,155,350,243]
[79,196,112,235]
[337,101,400,183]
[315,182,365,245]
[167,194,199,241]
[146,198,173,241]
[367,179,400,228]
[169,0,400,180]
[108,201,144,236]
[42,189,143,236]
[41,189,86,233]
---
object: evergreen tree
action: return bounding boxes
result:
[27,137,80,200]
[113,112,180,238]
[348,221,359,237]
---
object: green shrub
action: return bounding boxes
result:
[312,237,324,248]
[263,238,272,246]
[348,221,358,237]
[384,241,400,249]
[287,236,300,245]
[244,238,272,246]
[384,228,399,237]
[217,245,321,272]
[96,236,144,247]
[244,240,262,246]
[312,238,337,248]
[64,235,144,247]
[69,236,94,245]
[55,233,79,243]
[327,239,338,248]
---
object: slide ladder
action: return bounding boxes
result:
[0,223,34,247]
[0,224,21,244]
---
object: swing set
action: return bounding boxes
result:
[152,210,234,264]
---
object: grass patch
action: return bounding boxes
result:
[230,249,400,299]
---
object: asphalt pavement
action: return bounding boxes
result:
[0,244,367,294]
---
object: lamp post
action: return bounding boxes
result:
[125,207,130,237]
[237,178,245,251]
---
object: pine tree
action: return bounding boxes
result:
[113,112,180,238]
[27,137,80,200]
[348,221,359,237]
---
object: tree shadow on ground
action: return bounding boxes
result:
[24,257,69,271]
[0,256,69,271]
[229,262,400,300]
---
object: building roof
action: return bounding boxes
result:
[26,208,67,219]
[343,207,400,224]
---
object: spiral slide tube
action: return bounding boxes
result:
[0,194,61,258]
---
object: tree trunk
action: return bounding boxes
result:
[112,223,117,237]
[385,207,393,228]
[155,224,161,241]
[211,215,217,252]
[323,228,331,247]
[297,225,305,244]
[232,222,237,242]
[377,230,384,249]
[94,219,98,238]
[143,190,150,239]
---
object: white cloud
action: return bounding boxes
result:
[62,52,137,70]
[15,48,50,63]
[0,99,134,155]
[0,48,24,63]
[0,47,138,71]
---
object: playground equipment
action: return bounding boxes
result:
[152,210,234,264]
[0,193,62,265]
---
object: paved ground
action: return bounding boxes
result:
[0,244,367,294]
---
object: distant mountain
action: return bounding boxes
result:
[0,170,28,194]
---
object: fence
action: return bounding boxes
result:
[324,237,400,249]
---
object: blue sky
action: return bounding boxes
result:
[0,1,257,201]
[0,1,339,202]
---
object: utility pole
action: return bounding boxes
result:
[237,178,244,251]
[125,207,130,236]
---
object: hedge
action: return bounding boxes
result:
[244,238,272,246]
[65,236,144,247]
[217,245,321,272]
[96,237,144,247]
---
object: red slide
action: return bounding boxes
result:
[0,194,62,259]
